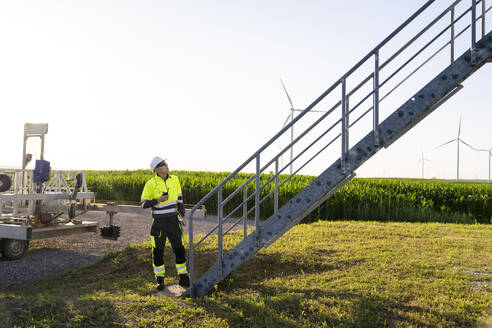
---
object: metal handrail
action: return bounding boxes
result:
[187,2,437,217]
[187,0,491,296]
[188,0,487,243]
[350,5,491,129]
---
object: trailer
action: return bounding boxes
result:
[0,123,103,259]
[0,123,206,260]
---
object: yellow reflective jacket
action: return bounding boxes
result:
[140,174,185,219]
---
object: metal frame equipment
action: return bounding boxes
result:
[0,123,116,260]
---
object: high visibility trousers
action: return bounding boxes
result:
[150,215,188,278]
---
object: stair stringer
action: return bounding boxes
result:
[182,31,492,298]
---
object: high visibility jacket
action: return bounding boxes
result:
[140,174,185,219]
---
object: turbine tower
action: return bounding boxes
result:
[436,117,476,181]
[417,150,430,179]
[280,79,331,175]
[280,79,301,175]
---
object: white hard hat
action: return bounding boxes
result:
[150,156,166,170]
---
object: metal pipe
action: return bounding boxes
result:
[260,117,342,194]
[290,107,294,175]
[222,95,342,207]
[342,0,436,80]
[188,204,194,297]
[274,159,279,213]
[472,0,477,50]
[374,51,380,146]
[218,186,223,278]
[223,216,247,236]
[250,132,342,208]
[281,133,343,185]
[352,25,456,131]
[255,155,261,245]
[350,35,451,129]
[380,0,461,71]
[451,7,455,63]
[40,136,45,161]
[482,0,486,37]
[243,186,247,239]
[187,0,442,216]
[379,16,464,92]
[345,90,350,155]
[341,78,347,173]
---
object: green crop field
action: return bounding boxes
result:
[1,221,490,327]
[84,170,492,224]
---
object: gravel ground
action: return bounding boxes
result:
[0,211,253,290]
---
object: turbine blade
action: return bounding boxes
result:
[458,116,462,137]
[436,139,456,148]
[280,79,295,109]
[459,139,478,151]
[282,113,293,127]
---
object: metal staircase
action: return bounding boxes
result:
[183,0,492,298]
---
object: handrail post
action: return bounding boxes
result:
[274,158,279,214]
[255,154,261,246]
[188,210,194,297]
[451,6,455,63]
[373,50,380,146]
[218,187,223,278]
[243,186,247,239]
[472,0,477,50]
[341,78,348,174]
[290,108,294,175]
[482,0,486,38]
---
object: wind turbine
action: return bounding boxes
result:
[436,117,477,181]
[280,79,301,175]
[417,150,430,179]
[474,146,492,182]
[280,79,331,175]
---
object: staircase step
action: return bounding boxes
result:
[182,30,492,298]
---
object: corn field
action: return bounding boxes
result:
[84,170,492,224]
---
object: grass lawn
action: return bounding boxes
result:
[0,221,491,327]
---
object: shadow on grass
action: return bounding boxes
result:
[0,296,122,328]
[191,251,481,327]
[0,240,486,327]
[195,282,464,328]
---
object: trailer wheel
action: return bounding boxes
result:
[1,239,29,260]
[0,174,12,192]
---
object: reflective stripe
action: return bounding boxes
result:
[176,263,187,274]
[151,236,156,248]
[154,203,177,211]
[154,200,178,208]
[153,208,178,215]
[153,265,165,277]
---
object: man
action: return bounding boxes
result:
[140,156,190,290]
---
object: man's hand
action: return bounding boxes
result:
[181,215,187,226]
[157,194,169,203]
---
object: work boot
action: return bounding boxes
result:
[178,273,190,288]
[156,276,165,291]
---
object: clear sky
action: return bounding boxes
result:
[1,0,491,180]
